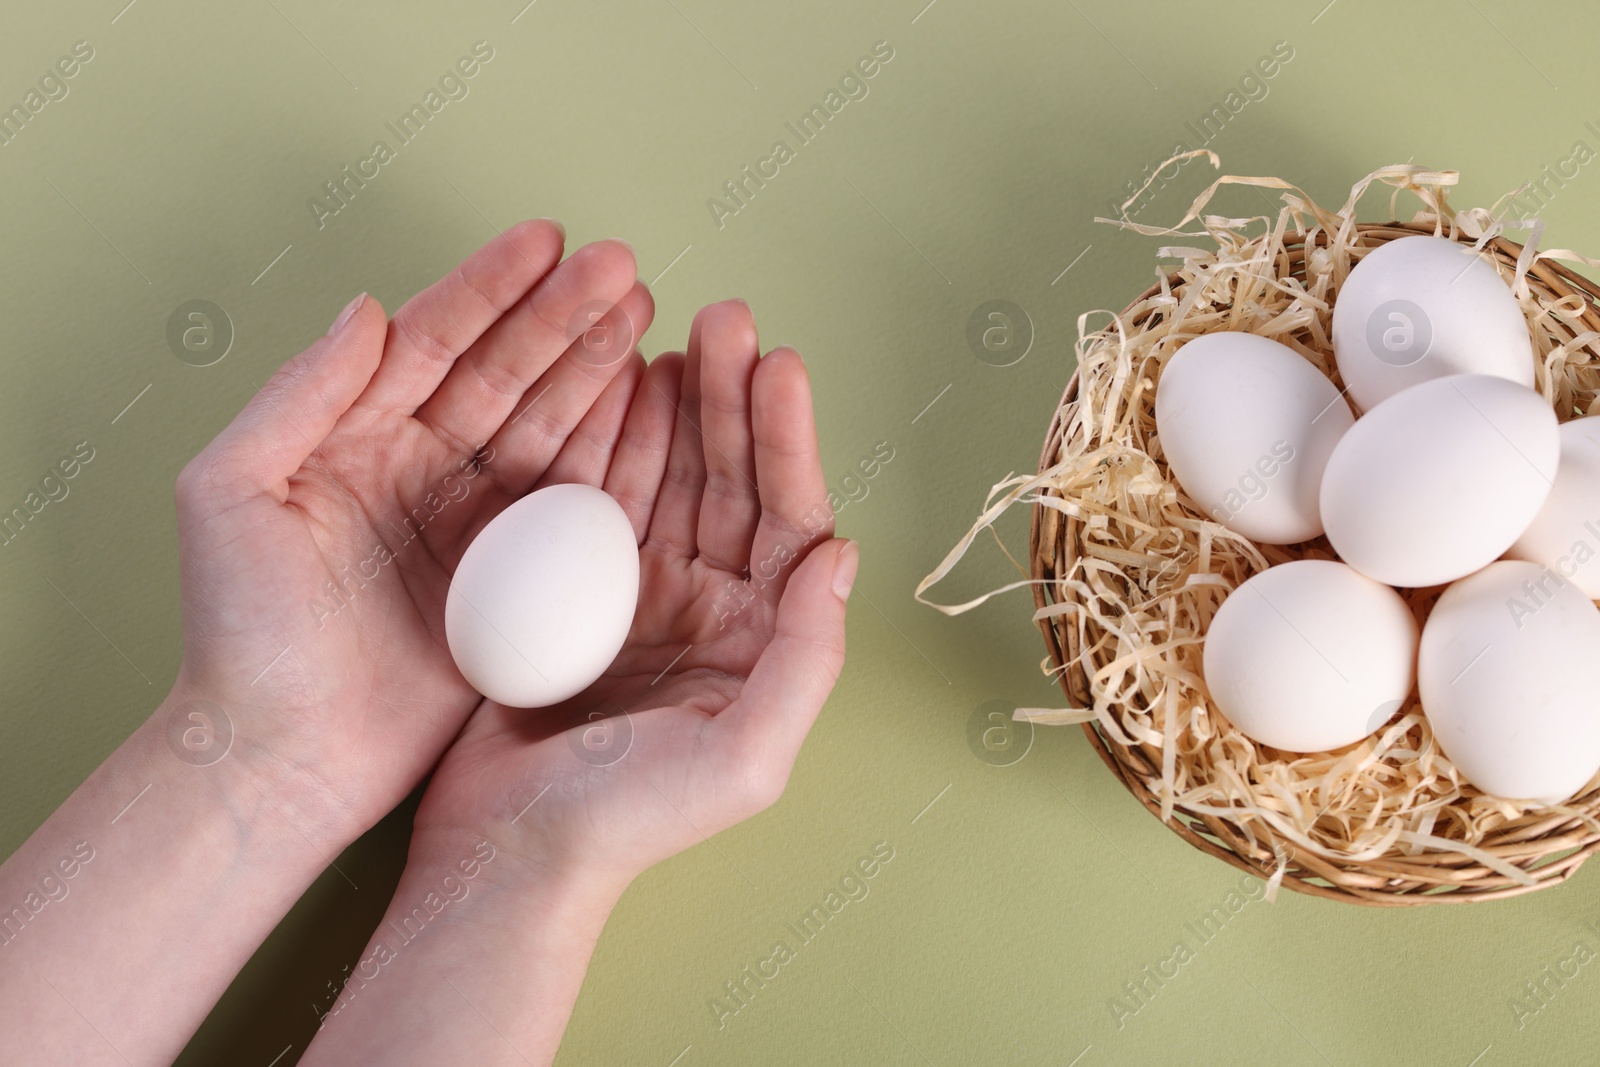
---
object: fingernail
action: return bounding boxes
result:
[609,237,636,256]
[535,217,566,240]
[330,292,366,336]
[832,540,859,602]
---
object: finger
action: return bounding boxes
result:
[692,301,762,573]
[534,349,648,490]
[356,219,566,416]
[714,538,856,778]
[485,279,655,494]
[643,318,709,557]
[415,238,638,455]
[604,352,683,542]
[747,348,834,600]
[192,294,386,504]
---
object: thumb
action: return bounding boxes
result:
[192,293,386,502]
[715,537,857,774]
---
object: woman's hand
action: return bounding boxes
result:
[414,297,855,888]
[171,220,653,848]
[300,300,856,1066]
[0,221,665,1066]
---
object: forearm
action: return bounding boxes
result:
[302,826,624,1067]
[0,684,352,1066]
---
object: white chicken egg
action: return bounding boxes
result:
[1154,332,1353,544]
[1330,235,1534,413]
[1202,560,1418,753]
[445,482,640,708]
[1418,560,1600,803]
[1319,374,1558,588]
[1506,416,1600,598]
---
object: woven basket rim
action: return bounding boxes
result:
[1028,219,1600,906]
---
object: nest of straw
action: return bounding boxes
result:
[919,162,1600,904]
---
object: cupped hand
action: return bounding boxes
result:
[409,300,856,889]
[172,221,653,844]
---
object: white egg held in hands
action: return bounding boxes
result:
[1154,332,1354,544]
[1318,374,1558,588]
[445,483,640,708]
[1506,416,1600,598]
[1201,560,1418,753]
[1330,235,1535,413]
[1417,560,1600,803]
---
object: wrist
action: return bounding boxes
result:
[405,822,631,924]
[307,823,625,1062]
[145,677,363,862]
[0,684,357,1064]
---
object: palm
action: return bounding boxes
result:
[173,223,651,837]
[179,413,495,805]
[415,301,849,884]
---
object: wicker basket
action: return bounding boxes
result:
[1028,220,1600,905]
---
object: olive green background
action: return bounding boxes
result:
[3,0,1599,1064]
